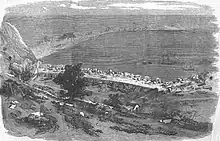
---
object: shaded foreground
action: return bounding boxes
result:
[0,64,218,141]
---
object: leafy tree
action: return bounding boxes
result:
[53,63,86,99]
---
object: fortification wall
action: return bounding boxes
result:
[85,77,156,94]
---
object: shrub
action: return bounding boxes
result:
[53,63,87,99]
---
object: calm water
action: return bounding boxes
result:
[5,14,219,81]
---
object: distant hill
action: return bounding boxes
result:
[4,14,218,49]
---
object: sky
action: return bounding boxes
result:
[0,0,220,141]
[1,0,211,10]
[2,0,214,17]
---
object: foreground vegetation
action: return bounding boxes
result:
[0,62,217,141]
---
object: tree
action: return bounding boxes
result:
[53,63,86,100]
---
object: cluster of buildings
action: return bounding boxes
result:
[83,68,161,84]
[39,64,64,72]
[82,68,207,93]
[39,64,212,94]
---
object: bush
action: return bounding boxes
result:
[53,63,87,99]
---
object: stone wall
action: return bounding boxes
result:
[85,77,156,94]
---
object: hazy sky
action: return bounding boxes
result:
[1,0,212,10]
[1,0,215,17]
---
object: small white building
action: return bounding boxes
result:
[159,119,172,124]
